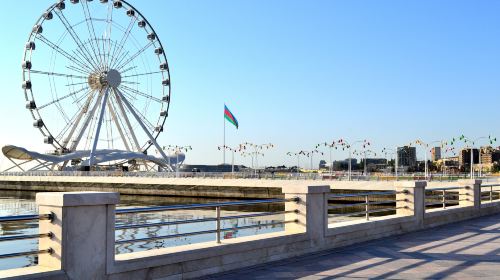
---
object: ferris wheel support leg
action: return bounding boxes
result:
[107,99,131,151]
[62,92,96,149]
[114,88,170,164]
[69,91,104,152]
[112,92,142,152]
[89,88,111,166]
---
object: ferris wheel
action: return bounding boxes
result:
[17,0,173,169]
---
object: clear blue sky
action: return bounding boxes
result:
[0,0,499,168]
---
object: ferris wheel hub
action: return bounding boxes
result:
[87,69,121,90]
[106,69,122,88]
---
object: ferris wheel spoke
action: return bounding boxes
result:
[120,66,138,75]
[104,1,114,69]
[66,81,89,87]
[36,34,93,73]
[113,50,131,72]
[29,70,87,79]
[54,9,100,71]
[120,80,140,85]
[67,65,92,76]
[110,16,138,69]
[114,88,169,161]
[122,71,162,79]
[73,48,98,73]
[38,86,90,110]
[81,0,104,70]
[119,85,162,103]
[116,41,154,71]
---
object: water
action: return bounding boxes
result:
[0,190,285,270]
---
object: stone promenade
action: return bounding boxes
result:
[207,213,500,279]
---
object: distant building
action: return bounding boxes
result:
[397,146,417,167]
[319,160,327,169]
[331,159,357,171]
[436,157,459,173]
[431,147,442,162]
[459,148,480,169]
[365,158,388,172]
[479,146,500,171]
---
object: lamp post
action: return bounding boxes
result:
[382,147,397,179]
[316,141,338,175]
[239,143,274,173]
[165,145,192,178]
[218,145,240,175]
[302,149,323,170]
[241,151,254,175]
[412,140,447,180]
[338,139,370,181]
[286,151,306,176]
[353,149,376,176]
[442,146,456,176]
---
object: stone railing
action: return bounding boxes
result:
[1,179,499,279]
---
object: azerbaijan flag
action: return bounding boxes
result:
[224,105,239,129]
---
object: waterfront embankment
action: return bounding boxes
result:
[0,175,460,198]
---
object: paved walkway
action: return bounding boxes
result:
[207,214,500,279]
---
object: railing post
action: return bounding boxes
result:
[365,195,370,221]
[458,179,482,209]
[442,189,446,209]
[216,206,221,244]
[395,181,426,227]
[36,192,119,279]
[282,185,330,247]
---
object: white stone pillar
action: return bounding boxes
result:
[282,185,330,246]
[395,181,426,226]
[36,192,119,280]
[458,179,482,208]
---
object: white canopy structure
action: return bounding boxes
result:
[2,145,185,172]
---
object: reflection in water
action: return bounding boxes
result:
[0,190,285,270]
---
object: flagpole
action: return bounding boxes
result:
[223,105,226,166]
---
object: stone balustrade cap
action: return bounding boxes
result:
[282,185,330,194]
[394,181,427,188]
[36,191,120,207]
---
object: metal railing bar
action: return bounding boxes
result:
[425,194,458,199]
[328,200,397,210]
[115,220,296,244]
[0,213,52,223]
[116,211,294,230]
[116,217,218,230]
[367,200,397,206]
[328,202,367,210]
[116,198,296,214]
[0,248,52,259]
[328,210,368,217]
[367,208,397,214]
[425,202,446,207]
[426,187,463,191]
[328,191,396,199]
[0,233,52,242]
[482,184,500,187]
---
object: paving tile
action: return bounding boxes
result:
[207,213,500,280]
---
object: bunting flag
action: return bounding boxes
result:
[224,105,239,129]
